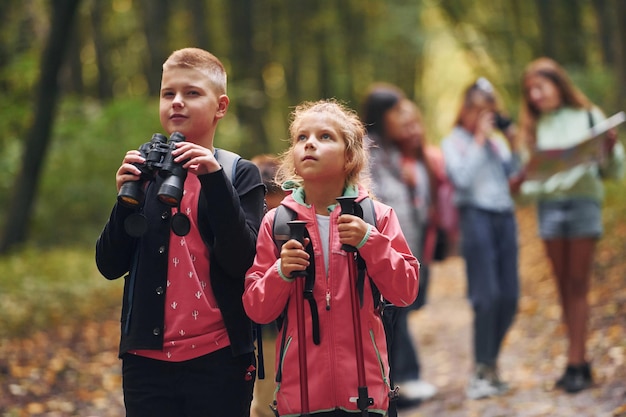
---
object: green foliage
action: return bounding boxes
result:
[0,246,122,338]
[22,96,251,247]
[28,97,161,246]
[1,0,625,250]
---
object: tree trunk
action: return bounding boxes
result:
[227,0,269,155]
[186,0,211,49]
[0,0,82,253]
[91,0,114,100]
[615,0,626,110]
[535,0,555,59]
[62,22,84,95]
[591,0,615,66]
[556,0,586,65]
[139,0,170,96]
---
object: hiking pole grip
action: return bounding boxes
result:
[336,196,359,252]
[337,196,372,415]
[287,220,311,416]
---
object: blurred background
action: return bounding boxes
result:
[0,1,625,415]
[0,0,624,250]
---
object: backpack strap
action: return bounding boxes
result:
[215,148,269,379]
[273,205,320,345]
[214,148,241,184]
[273,198,383,311]
[354,198,379,308]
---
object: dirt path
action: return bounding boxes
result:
[2,209,625,416]
[397,208,626,417]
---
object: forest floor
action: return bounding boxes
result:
[398,206,626,417]
[1,205,625,417]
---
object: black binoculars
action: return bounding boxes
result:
[117,132,188,208]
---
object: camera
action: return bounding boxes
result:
[117,131,188,208]
[494,112,513,132]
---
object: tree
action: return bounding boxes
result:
[90,0,114,100]
[139,0,170,96]
[0,0,82,253]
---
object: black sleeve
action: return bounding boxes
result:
[198,159,265,278]
[95,203,139,280]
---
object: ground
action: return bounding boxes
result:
[398,206,626,417]
[1,206,625,416]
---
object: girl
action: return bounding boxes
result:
[518,57,624,393]
[441,78,523,400]
[361,84,446,408]
[243,99,419,416]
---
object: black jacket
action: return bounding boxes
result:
[95,159,264,357]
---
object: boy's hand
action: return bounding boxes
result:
[172,142,221,176]
[115,150,145,192]
[337,214,368,248]
[280,238,311,278]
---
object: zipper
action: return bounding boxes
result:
[369,328,390,389]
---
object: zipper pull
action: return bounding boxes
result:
[325,290,331,311]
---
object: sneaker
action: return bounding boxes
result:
[466,375,499,400]
[483,365,510,395]
[400,379,438,401]
[556,363,592,393]
[466,363,509,399]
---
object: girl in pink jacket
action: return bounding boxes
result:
[243,99,419,416]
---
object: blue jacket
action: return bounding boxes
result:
[442,126,521,212]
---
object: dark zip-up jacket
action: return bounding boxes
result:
[96,160,264,357]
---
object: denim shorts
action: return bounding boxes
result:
[537,198,602,239]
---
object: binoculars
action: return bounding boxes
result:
[117,132,188,208]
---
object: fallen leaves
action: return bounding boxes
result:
[1,203,625,416]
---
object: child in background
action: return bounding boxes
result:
[95,48,265,417]
[243,99,419,416]
[441,78,522,400]
[518,57,624,393]
[251,154,286,211]
[361,83,442,408]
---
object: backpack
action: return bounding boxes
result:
[214,148,269,380]
[214,148,241,184]
[271,197,384,337]
[271,197,400,413]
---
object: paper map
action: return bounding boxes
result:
[525,111,626,180]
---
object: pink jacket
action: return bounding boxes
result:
[243,186,419,416]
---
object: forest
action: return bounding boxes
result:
[0,0,625,250]
[1,2,626,416]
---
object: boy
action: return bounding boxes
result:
[96,48,265,417]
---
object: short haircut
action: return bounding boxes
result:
[163,48,227,94]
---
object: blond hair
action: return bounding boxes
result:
[276,99,371,190]
[163,47,227,95]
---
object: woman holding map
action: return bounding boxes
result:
[518,57,625,394]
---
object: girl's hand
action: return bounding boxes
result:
[400,163,417,188]
[508,170,527,194]
[474,110,494,146]
[337,215,369,248]
[604,128,618,154]
[280,238,311,278]
[172,142,221,176]
[115,150,145,192]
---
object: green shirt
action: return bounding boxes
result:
[521,106,624,202]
